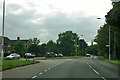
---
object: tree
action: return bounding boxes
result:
[57,31,79,56]
[29,38,40,45]
[86,44,98,56]
[95,24,116,59]
[78,39,88,56]
[105,2,120,59]
[27,44,40,56]
[39,43,47,55]
[105,2,120,29]
[13,41,26,57]
[46,40,57,53]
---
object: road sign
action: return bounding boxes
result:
[106,45,110,47]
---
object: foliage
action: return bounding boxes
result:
[105,2,120,29]
[13,41,26,57]
[78,39,88,56]
[27,44,40,56]
[57,31,79,56]
[85,44,98,55]
[95,24,115,58]
[3,60,39,71]
[39,43,47,56]
[98,56,120,65]
[46,40,57,53]
[96,2,120,60]
[29,38,40,45]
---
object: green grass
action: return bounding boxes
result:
[97,56,120,65]
[2,60,39,71]
[47,56,83,59]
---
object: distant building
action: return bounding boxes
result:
[0,36,31,53]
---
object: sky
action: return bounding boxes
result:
[0,0,113,45]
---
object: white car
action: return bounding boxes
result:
[6,53,20,60]
[24,53,35,58]
[86,54,90,57]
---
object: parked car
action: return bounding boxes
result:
[24,53,35,58]
[86,54,90,57]
[54,54,58,57]
[58,54,63,57]
[6,53,20,60]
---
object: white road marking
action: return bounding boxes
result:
[39,72,43,75]
[89,65,92,69]
[87,62,93,69]
[32,75,37,79]
[44,69,47,72]
[102,77,107,80]
[93,69,99,75]
[48,68,51,70]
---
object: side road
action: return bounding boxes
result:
[2,59,72,78]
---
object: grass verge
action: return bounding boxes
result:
[2,60,39,71]
[47,56,83,59]
[97,56,120,65]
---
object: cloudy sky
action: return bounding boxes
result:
[0,0,113,44]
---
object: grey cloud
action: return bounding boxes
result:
[39,12,102,42]
[3,4,103,43]
[7,4,23,11]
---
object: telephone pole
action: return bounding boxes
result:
[1,0,5,65]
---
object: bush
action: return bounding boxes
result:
[4,52,11,57]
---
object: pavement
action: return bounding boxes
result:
[2,56,120,80]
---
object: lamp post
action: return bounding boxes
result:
[80,35,83,56]
[97,18,111,60]
[1,0,5,65]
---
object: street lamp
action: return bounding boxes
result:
[80,35,83,56]
[97,18,111,60]
[1,0,5,65]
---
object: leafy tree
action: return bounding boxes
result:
[105,2,120,59]
[47,40,57,53]
[105,2,120,29]
[29,38,40,45]
[95,24,115,58]
[86,44,98,56]
[78,39,88,56]
[27,44,40,56]
[39,43,47,55]
[57,31,79,56]
[13,41,26,57]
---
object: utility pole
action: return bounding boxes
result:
[97,18,111,60]
[113,32,116,60]
[109,26,111,60]
[1,0,5,65]
[75,37,77,56]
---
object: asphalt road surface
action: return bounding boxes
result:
[2,56,120,80]
[31,56,119,80]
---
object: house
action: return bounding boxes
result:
[0,36,31,53]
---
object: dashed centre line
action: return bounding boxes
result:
[102,77,107,80]
[39,72,43,75]
[44,69,47,72]
[32,75,37,79]
[93,69,99,75]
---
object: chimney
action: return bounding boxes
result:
[17,37,20,40]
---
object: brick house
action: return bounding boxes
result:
[0,36,31,53]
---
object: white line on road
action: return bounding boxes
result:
[32,75,37,79]
[93,69,99,75]
[102,77,107,80]
[48,68,51,70]
[89,65,92,69]
[39,72,43,75]
[44,69,47,72]
[87,62,93,69]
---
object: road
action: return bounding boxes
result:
[2,56,119,80]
